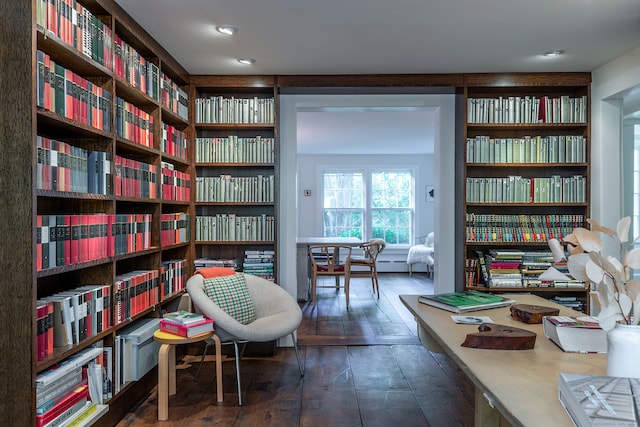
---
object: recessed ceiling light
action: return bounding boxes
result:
[237,58,255,65]
[544,50,564,57]
[217,25,238,35]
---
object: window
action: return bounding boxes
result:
[371,171,412,244]
[323,172,364,239]
[322,169,414,244]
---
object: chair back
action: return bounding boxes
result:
[308,244,352,275]
[425,232,434,248]
[362,238,386,261]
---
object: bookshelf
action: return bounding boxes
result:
[28,0,191,425]
[191,76,278,282]
[463,73,592,313]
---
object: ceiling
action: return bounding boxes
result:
[114,0,640,153]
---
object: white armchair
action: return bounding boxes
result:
[407,232,435,277]
[187,272,304,405]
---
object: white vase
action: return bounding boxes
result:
[606,323,640,378]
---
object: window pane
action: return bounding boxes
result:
[323,172,363,208]
[372,208,411,244]
[323,209,363,239]
[372,171,412,208]
[323,171,364,238]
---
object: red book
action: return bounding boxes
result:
[159,318,214,338]
[36,383,88,427]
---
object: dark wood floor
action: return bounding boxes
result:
[115,273,475,427]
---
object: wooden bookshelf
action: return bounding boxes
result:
[190,76,279,282]
[462,73,592,312]
[16,0,193,425]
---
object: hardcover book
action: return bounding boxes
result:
[558,373,640,426]
[542,316,607,353]
[418,291,514,313]
[159,318,213,337]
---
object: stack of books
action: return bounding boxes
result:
[159,311,213,337]
[242,250,274,281]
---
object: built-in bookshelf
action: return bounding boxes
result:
[29,0,192,425]
[190,76,278,279]
[463,74,592,312]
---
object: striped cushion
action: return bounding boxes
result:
[203,273,256,325]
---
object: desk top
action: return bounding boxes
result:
[400,294,606,427]
[296,237,362,246]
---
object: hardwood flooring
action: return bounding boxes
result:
[115,273,475,427]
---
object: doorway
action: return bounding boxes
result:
[277,91,457,299]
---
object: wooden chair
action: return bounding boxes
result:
[308,244,353,308]
[349,238,386,298]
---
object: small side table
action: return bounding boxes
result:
[153,329,223,421]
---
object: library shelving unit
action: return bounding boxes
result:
[190,76,278,282]
[462,73,592,312]
[29,0,191,425]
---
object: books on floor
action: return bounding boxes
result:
[159,318,213,337]
[558,373,640,426]
[418,291,514,313]
[542,315,607,353]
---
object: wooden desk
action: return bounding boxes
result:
[296,237,363,300]
[399,294,606,427]
[154,330,222,420]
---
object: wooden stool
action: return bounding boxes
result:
[153,330,223,421]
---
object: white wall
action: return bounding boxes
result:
[297,153,435,272]
[279,93,456,297]
[591,46,640,242]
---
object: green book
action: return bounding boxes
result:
[418,291,514,313]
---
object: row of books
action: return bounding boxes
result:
[114,270,160,325]
[470,249,586,291]
[161,74,189,121]
[160,213,190,246]
[36,50,112,132]
[38,284,112,349]
[160,259,187,301]
[195,174,275,203]
[162,123,189,161]
[161,162,191,202]
[466,175,586,203]
[36,136,111,195]
[36,346,111,427]
[35,0,113,70]
[35,1,190,124]
[465,213,584,243]
[242,250,275,281]
[114,155,157,199]
[466,135,587,164]
[467,95,588,124]
[35,213,160,270]
[115,97,154,147]
[194,258,239,270]
[37,214,110,270]
[195,136,275,164]
[195,214,275,242]
[194,96,275,124]
[113,33,161,101]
